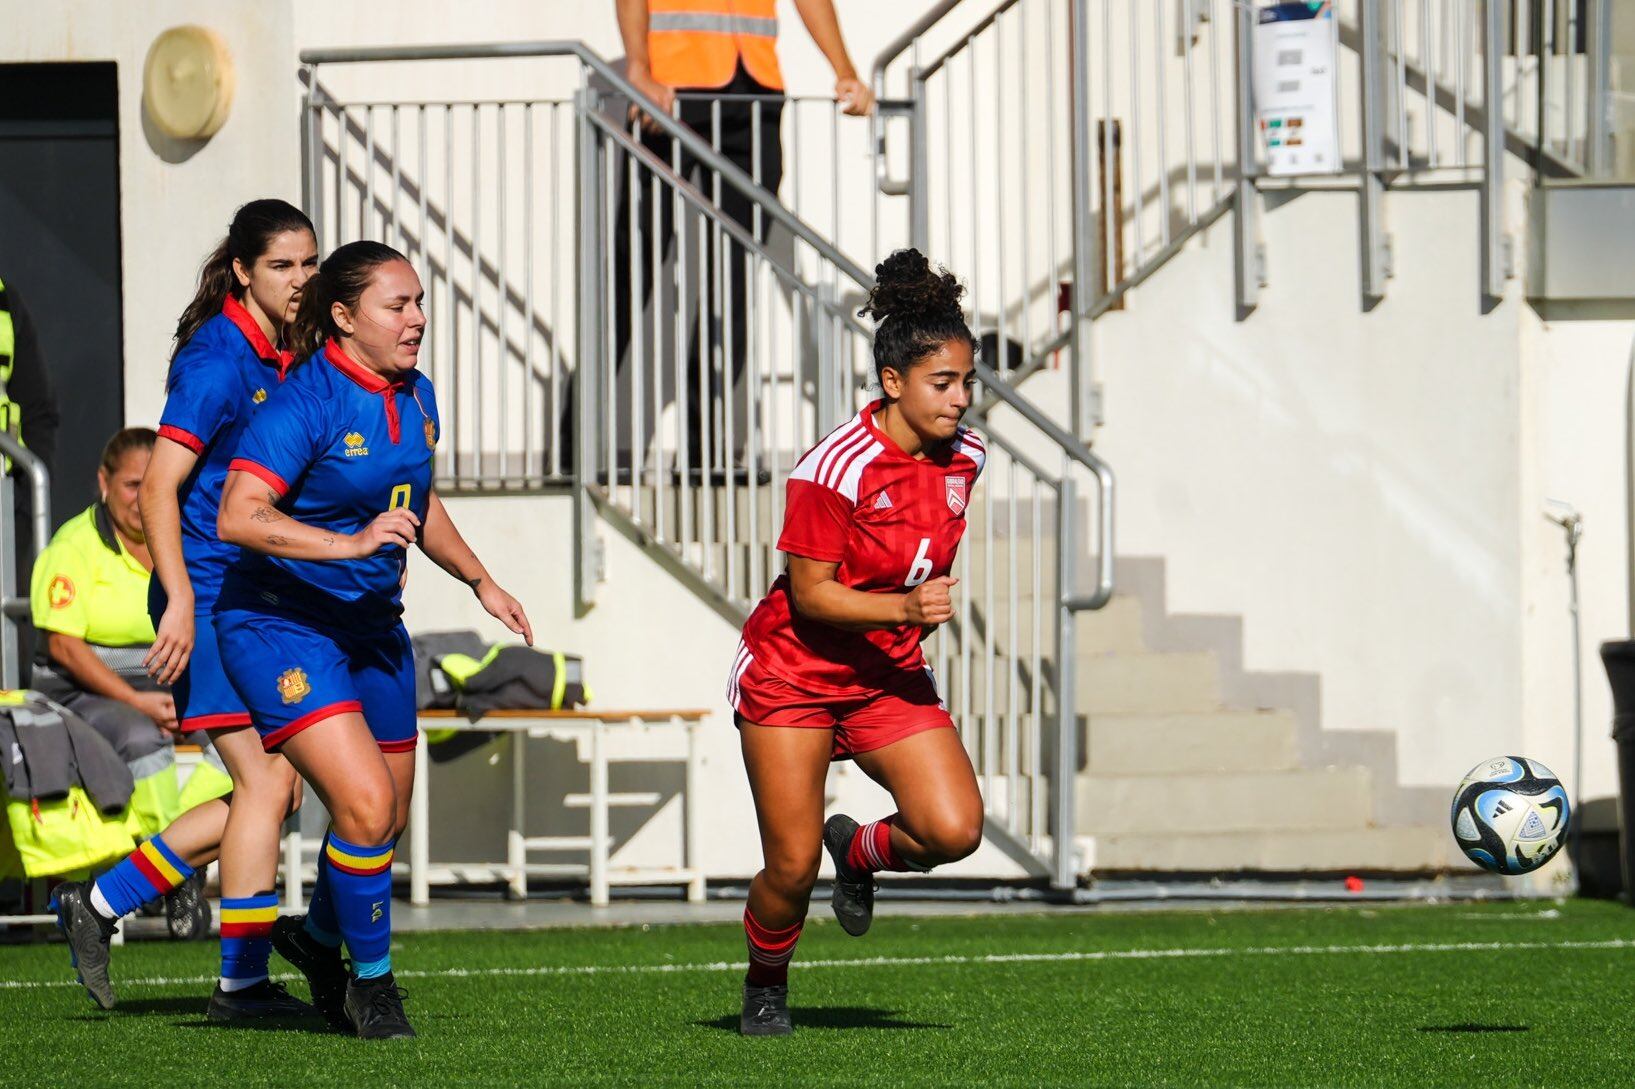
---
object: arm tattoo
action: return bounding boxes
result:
[465,576,484,592]
[251,505,284,523]
[265,534,292,546]
[323,534,336,547]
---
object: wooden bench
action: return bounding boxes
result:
[403,709,711,907]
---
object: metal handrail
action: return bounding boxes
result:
[299,41,871,287]
[870,0,966,91]
[970,360,1115,611]
[0,430,51,688]
[0,432,52,570]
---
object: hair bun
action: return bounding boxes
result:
[860,248,964,326]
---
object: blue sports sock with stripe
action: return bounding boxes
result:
[325,833,394,979]
[303,828,342,948]
[219,891,279,991]
[90,835,194,921]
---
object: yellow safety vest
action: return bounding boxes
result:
[649,0,784,91]
[0,275,19,445]
[31,504,156,647]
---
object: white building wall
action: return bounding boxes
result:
[0,0,300,424]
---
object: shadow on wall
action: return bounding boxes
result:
[424,734,686,882]
[142,108,208,164]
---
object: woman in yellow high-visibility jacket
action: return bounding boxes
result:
[30,428,233,890]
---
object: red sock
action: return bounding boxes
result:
[744,908,803,987]
[846,814,914,874]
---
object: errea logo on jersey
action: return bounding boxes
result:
[343,431,370,458]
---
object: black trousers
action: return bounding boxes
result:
[565,68,784,471]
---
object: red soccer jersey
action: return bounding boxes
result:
[737,399,986,697]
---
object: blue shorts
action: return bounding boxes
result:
[149,586,252,734]
[214,606,417,755]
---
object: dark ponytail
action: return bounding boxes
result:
[857,248,977,387]
[285,240,410,363]
[171,198,315,370]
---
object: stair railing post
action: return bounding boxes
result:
[574,82,604,613]
[1068,0,1099,437]
[1359,0,1391,304]
[1052,473,1080,890]
[1481,0,1507,304]
[1232,0,1261,317]
[908,66,931,254]
[1585,0,1612,177]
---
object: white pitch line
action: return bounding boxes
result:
[6,937,1635,993]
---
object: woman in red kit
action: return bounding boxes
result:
[727,249,986,1036]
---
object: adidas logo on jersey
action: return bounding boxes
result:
[873,491,893,510]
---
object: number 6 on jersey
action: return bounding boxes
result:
[904,537,933,587]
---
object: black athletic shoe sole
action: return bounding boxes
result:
[205,980,317,1022]
[52,882,116,1010]
[270,914,350,1030]
[740,983,793,1036]
[822,814,875,937]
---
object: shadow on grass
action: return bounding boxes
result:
[172,1014,338,1035]
[696,1007,951,1032]
[1418,1024,1531,1034]
[68,997,205,1019]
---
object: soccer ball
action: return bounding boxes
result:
[1449,756,1570,875]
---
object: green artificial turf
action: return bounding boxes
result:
[3,899,1633,1087]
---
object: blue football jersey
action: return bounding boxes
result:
[225,338,438,630]
[155,295,293,611]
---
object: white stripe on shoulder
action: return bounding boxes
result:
[833,441,884,502]
[954,426,987,475]
[789,418,865,484]
[820,428,874,489]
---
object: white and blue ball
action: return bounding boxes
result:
[1450,756,1570,875]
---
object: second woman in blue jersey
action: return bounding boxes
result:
[214,241,532,1039]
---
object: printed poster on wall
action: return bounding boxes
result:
[1253,1,1341,176]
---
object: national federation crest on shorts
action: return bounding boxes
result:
[945,475,968,515]
[277,667,311,705]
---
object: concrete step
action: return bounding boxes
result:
[1091,824,1452,873]
[1076,767,1373,836]
[1087,711,1299,775]
[1079,652,1219,714]
[1076,596,1146,654]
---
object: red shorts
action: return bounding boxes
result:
[727,648,953,761]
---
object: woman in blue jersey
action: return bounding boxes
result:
[215,240,532,1040]
[53,200,318,1021]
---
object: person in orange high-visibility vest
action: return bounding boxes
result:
[564,1,873,475]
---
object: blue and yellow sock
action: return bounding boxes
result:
[219,891,279,992]
[325,834,394,979]
[89,835,193,921]
[303,828,342,949]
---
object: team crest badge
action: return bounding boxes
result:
[252,388,268,404]
[945,475,968,514]
[425,419,437,449]
[276,667,312,705]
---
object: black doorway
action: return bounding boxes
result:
[0,62,124,532]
